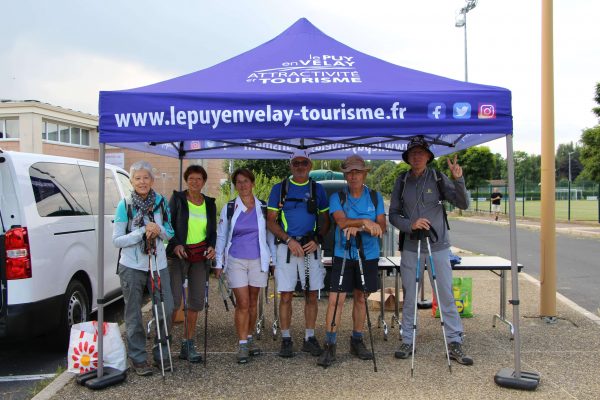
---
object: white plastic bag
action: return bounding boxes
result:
[68,321,127,373]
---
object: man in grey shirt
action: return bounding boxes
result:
[389,136,473,366]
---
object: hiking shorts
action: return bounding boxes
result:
[329,257,378,293]
[226,255,268,288]
[274,243,324,292]
[491,204,501,212]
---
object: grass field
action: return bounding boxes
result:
[468,199,599,222]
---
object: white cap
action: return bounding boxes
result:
[289,148,311,161]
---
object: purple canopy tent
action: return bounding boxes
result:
[90,18,538,390]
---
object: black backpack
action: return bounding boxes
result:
[397,169,450,251]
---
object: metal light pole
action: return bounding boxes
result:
[568,151,575,221]
[455,0,478,82]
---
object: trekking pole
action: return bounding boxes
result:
[330,239,351,333]
[410,235,422,378]
[425,235,452,373]
[203,260,210,367]
[355,234,377,373]
[303,238,310,303]
[181,264,191,373]
[149,253,174,378]
[217,274,231,312]
[272,267,279,340]
[255,286,264,339]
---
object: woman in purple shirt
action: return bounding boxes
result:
[215,168,275,364]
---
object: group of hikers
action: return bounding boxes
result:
[112,135,473,377]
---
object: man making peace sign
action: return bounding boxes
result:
[389,136,473,366]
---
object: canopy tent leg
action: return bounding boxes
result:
[494,134,540,391]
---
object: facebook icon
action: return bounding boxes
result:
[428,103,446,119]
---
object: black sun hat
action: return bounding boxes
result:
[402,135,435,164]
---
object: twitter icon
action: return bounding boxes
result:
[453,102,471,119]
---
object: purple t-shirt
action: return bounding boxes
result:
[228,207,260,259]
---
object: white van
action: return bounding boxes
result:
[0,150,132,342]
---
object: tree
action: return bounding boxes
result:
[437,147,494,189]
[579,126,600,182]
[555,142,582,181]
[223,159,290,180]
[513,151,541,185]
[491,153,507,180]
[379,162,410,196]
[593,82,600,119]
[366,161,396,194]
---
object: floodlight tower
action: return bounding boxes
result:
[455,0,478,82]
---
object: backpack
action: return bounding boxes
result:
[116,196,169,273]
[397,169,450,251]
[276,178,320,241]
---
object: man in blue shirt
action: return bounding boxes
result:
[267,149,330,358]
[317,155,386,368]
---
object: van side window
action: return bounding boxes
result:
[29,163,91,217]
[80,166,121,215]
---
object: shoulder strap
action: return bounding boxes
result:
[338,190,347,206]
[369,189,378,209]
[226,199,236,221]
[431,169,450,230]
[278,178,289,208]
[259,199,267,220]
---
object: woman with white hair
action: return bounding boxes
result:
[113,161,174,376]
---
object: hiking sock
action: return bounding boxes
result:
[239,339,248,345]
[352,331,363,341]
[305,329,315,340]
[326,331,337,344]
[281,330,291,339]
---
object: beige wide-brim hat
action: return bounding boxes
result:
[340,155,371,172]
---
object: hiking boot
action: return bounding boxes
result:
[237,343,250,364]
[247,337,261,356]
[278,338,295,358]
[317,342,337,368]
[301,336,323,356]
[179,339,203,363]
[448,342,473,366]
[495,216,499,221]
[350,337,373,360]
[394,342,414,359]
[130,360,153,377]
[153,357,174,372]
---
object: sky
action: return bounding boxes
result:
[2,0,599,157]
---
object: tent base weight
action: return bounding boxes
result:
[76,367,127,390]
[494,367,540,391]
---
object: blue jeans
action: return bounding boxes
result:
[118,263,174,364]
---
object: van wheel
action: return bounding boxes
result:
[56,280,90,348]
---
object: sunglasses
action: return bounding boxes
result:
[291,160,310,167]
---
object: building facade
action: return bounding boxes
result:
[0,100,227,197]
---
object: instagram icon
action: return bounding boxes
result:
[478,103,496,119]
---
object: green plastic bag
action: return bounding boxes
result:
[432,277,473,318]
